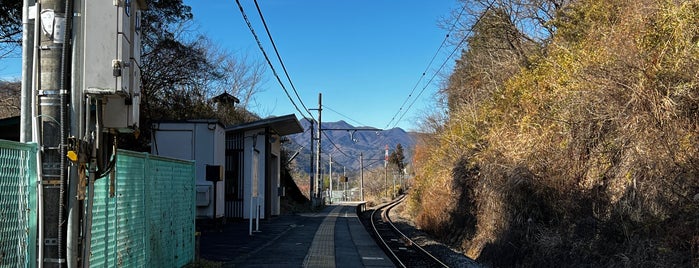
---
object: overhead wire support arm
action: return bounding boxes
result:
[320,131,352,159]
[322,128,383,131]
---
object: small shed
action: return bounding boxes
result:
[224,114,303,219]
[150,119,226,220]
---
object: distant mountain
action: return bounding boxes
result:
[284,120,416,174]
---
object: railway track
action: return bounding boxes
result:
[369,195,450,268]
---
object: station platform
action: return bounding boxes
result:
[199,203,395,267]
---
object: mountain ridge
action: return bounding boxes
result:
[285,120,416,174]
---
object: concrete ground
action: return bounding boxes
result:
[198,203,394,267]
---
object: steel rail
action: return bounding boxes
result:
[370,195,449,267]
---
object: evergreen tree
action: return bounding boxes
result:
[388,143,406,174]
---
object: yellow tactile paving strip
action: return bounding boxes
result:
[303,206,344,268]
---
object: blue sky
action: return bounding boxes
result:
[186,0,459,131]
[0,1,460,131]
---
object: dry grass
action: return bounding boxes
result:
[410,0,699,266]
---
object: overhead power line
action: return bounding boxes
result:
[390,1,495,129]
[384,2,469,129]
[321,130,353,159]
[386,1,494,129]
[252,0,314,119]
[284,126,311,149]
[234,0,314,120]
[322,104,368,127]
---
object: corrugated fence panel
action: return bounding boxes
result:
[114,151,147,267]
[90,150,194,267]
[145,159,166,266]
[0,143,193,267]
[90,151,147,267]
[168,160,195,267]
[90,162,117,267]
[0,140,37,268]
[146,155,195,267]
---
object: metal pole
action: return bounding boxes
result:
[314,93,322,202]
[249,139,255,236]
[68,0,84,265]
[20,0,36,143]
[328,154,332,204]
[31,1,43,265]
[384,164,388,198]
[392,172,396,198]
[38,0,71,265]
[384,145,388,198]
[360,153,364,202]
[308,119,314,202]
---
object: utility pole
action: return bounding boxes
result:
[360,152,364,201]
[307,92,383,203]
[24,0,144,266]
[309,119,314,202]
[314,93,322,203]
[328,153,333,204]
[37,0,72,266]
[384,144,388,198]
[392,172,396,198]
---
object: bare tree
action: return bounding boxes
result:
[203,44,266,110]
[0,0,22,59]
[451,0,572,44]
[119,1,267,150]
[440,0,574,113]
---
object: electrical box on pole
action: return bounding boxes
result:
[82,0,145,132]
[61,1,147,266]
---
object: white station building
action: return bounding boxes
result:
[151,114,303,220]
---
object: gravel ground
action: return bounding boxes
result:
[386,201,483,268]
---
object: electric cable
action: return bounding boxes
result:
[252,0,314,119]
[234,0,315,120]
[283,126,310,151]
[390,1,494,129]
[321,130,353,159]
[362,158,386,170]
[384,2,469,129]
[321,104,368,127]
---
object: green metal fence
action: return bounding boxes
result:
[0,140,37,268]
[0,140,195,267]
[89,150,196,267]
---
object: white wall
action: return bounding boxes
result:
[151,122,225,219]
[243,129,267,219]
[270,136,281,216]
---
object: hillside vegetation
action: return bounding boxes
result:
[409,0,699,266]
